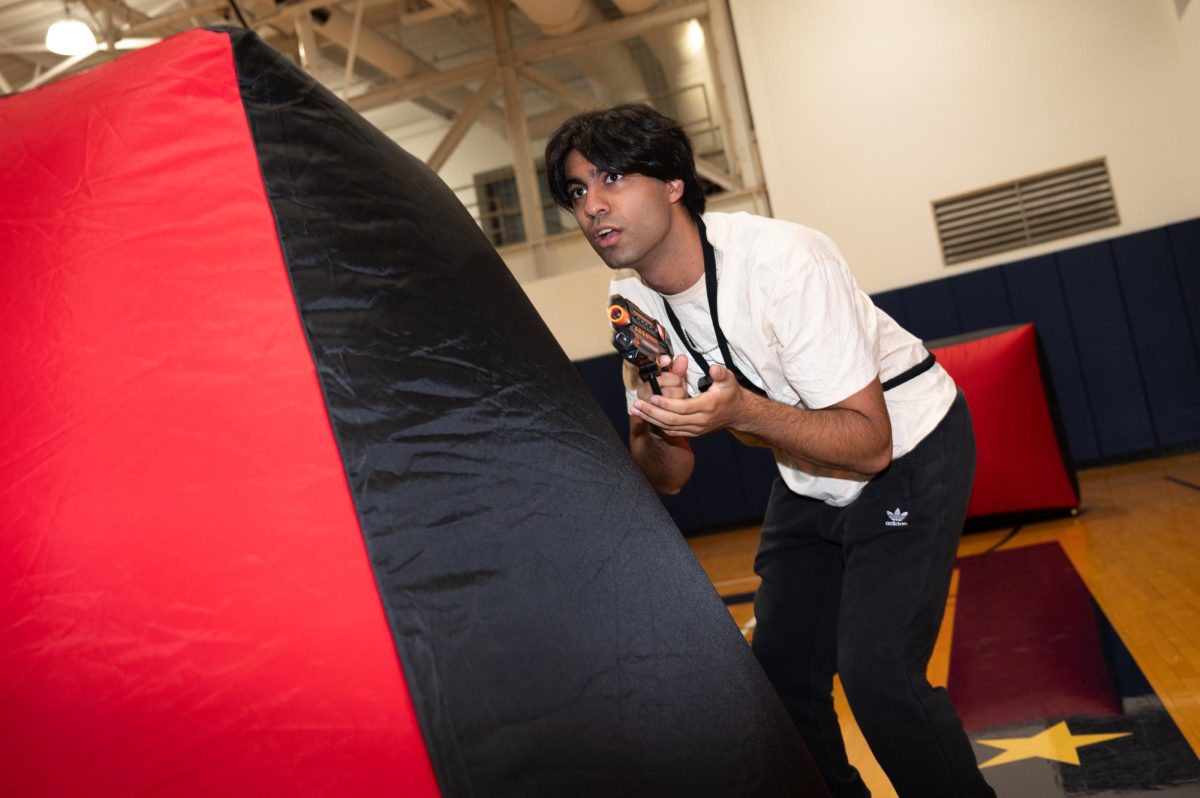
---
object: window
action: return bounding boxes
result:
[474,163,565,247]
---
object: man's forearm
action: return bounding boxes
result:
[731,390,891,475]
[633,369,894,476]
[629,416,695,494]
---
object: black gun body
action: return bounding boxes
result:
[608,295,673,395]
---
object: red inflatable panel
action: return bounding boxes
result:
[930,324,1078,523]
[0,32,438,797]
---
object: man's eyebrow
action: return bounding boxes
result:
[564,177,586,187]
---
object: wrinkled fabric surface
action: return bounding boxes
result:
[231,26,827,798]
[0,29,438,798]
[0,26,826,798]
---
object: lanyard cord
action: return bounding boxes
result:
[661,217,768,397]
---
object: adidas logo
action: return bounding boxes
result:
[885,508,909,527]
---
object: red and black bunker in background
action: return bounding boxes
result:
[0,28,827,797]
[927,323,1080,528]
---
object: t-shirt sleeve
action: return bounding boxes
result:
[765,248,879,409]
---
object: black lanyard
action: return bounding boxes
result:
[661,217,767,397]
[660,216,936,398]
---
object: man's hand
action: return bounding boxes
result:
[635,366,894,475]
[637,354,690,404]
[628,354,696,493]
[632,363,744,438]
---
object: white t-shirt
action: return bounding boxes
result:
[611,211,957,506]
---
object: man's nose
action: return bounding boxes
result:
[585,186,609,218]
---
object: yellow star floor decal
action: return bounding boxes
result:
[977,721,1131,768]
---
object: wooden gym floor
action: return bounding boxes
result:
[688,450,1200,797]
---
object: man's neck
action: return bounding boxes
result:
[638,211,705,295]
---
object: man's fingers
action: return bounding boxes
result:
[639,395,700,418]
[631,404,698,436]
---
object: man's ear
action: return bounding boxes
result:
[665,178,685,204]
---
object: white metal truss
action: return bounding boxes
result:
[0,0,767,257]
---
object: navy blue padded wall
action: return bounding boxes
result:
[948,268,1014,331]
[896,278,961,341]
[573,218,1200,534]
[674,431,780,530]
[872,289,909,329]
[1056,242,1157,457]
[1111,230,1200,448]
[574,355,777,534]
[731,441,779,516]
[1168,219,1200,372]
[574,356,630,446]
[1002,255,1100,463]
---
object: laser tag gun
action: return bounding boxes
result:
[608,294,673,395]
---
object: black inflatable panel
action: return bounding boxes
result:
[230,29,826,798]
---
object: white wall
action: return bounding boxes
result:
[389,0,1200,361]
[369,110,515,218]
[728,0,1200,293]
[1176,0,1200,112]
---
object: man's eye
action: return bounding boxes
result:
[569,187,586,201]
[605,173,623,183]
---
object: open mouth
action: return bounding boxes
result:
[595,226,620,246]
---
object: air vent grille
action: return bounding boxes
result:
[933,159,1119,265]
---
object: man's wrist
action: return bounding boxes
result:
[725,384,768,437]
[650,425,690,448]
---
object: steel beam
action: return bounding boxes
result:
[695,155,741,193]
[84,0,151,27]
[426,71,499,173]
[341,0,365,98]
[122,0,225,34]
[351,2,707,115]
[347,55,497,112]
[489,0,546,266]
[21,51,93,91]
[294,11,318,70]
[518,65,596,112]
[514,1,707,66]
[250,0,334,30]
[703,0,765,209]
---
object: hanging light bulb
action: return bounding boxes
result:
[45,16,97,57]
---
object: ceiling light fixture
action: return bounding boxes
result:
[45,17,97,57]
[684,19,705,57]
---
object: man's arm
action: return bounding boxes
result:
[627,355,695,494]
[630,416,695,494]
[631,364,893,476]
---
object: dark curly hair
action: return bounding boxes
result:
[544,104,705,218]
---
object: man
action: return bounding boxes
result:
[545,104,995,798]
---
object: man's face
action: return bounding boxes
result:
[562,150,681,272]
